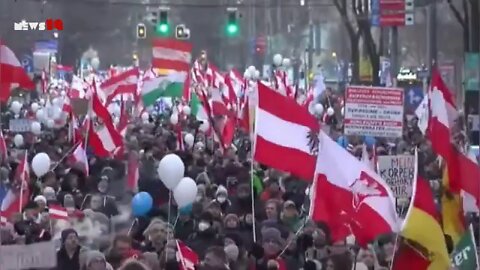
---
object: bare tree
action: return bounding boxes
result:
[447,0,480,52]
[332,0,380,85]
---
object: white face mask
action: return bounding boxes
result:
[217,196,227,203]
[198,221,210,231]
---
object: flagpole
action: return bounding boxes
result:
[250,159,257,243]
[469,223,480,268]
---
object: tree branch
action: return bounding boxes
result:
[447,0,466,28]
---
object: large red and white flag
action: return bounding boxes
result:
[100,67,139,105]
[176,240,199,270]
[152,38,192,72]
[1,150,30,219]
[0,42,35,101]
[428,69,480,207]
[253,82,319,181]
[310,131,398,245]
[0,129,8,163]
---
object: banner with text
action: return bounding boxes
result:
[344,85,404,138]
[0,241,57,270]
[377,155,415,198]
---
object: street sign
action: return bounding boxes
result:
[21,54,33,73]
[371,0,415,27]
[405,86,423,113]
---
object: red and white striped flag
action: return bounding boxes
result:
[152,39,192,72]
[1,150,30,219]
[48,204,69,220]
[126,152,139,192]
[253,82,319,181]
[0,42,35,101]
[176,240,199,270]
[100,67,140,105]
[70,142,89,176]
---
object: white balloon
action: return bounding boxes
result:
[31,152,51,177]
[243,70,251,80]
[36,109,45,121]
[247,66,256,76]
[184,133,194,147]
[182,105,191,115]
[253,70,260,79]
[199,120,209,132]
[314,103,324,115]
[195,141,205,149]
[39,99,45,106]
[282,58,291,67]
[14,114,19,119]
[273,54,283,66]
[52,106,62,120]
[91,57,100,69]
[60,90,66,96]
[52,98,61,106]
[31,103,39,112]
[157,153,185,190]
[46,119,55,128]
[307,101,316,115]
[31,122,42,135]
[327,107,335,116]
[173,177,198,208]
[341,107,344,116]
[170,114,179,125]
[10,101,22,114]
[13,134,24,147]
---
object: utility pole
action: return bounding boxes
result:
[390,26,399,86]
[426,0,437,71]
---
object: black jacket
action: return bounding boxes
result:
[56,246,81,270]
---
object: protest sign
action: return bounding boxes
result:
[377,155,415,198]
[451,225,479,270]
[0,241,57,270]
[9,119,32,133]
[344,85,404,138]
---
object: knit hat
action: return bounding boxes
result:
[224,244,239,262]
[43,187,56,200]
[34,195,47,204]
[61,228,78,244]
[261,227,285,246]
[223,213,239,226]
[216,185,228,196]
[199,211,214,223]
[86,250,106,266]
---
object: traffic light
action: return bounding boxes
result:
[137,23,146,39]
[175,24,190,40]
[156,10,170,35]
[226,8,239,36]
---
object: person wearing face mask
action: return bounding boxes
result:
[213,185,231,212]
[187,211,224,258]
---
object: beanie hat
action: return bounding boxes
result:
[199,211,213,223]
[224,244,239,262]
[261,227,285,247]
[86,250,106,266]
[61,228,78,244]
[216,185,228,196]
[43,187,56,200]
[223,213,239,226]
[34,195,47,204]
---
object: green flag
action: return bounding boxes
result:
[450,224,479,270]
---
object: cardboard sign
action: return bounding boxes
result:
[0,241,57,270]
[377,155,415,198]
[9,119,32,133]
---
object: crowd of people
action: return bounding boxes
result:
[0,80,478,270]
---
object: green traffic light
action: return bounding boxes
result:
[226,23,238,35]
[156,23,170,35]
